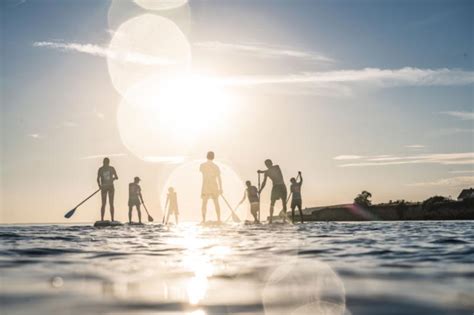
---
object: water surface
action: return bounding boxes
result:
[1,221,473,314]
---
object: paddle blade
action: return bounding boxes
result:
[232,213,240,223]
[148,215,154,222]
[64,208,76,219]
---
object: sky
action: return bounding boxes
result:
[1,0,473,223]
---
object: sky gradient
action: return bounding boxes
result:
[1,0,473,223]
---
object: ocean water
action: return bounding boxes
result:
[0,221,473,315]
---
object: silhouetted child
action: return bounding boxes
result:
[238,180,260,223]
[290,172,303,223]
[128,177,143,224]
[165,187,179,224]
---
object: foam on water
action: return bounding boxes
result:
[0,221,473,315]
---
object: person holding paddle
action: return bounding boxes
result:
[128,176,143,224]
[237,180,260,223]
[200,151,222,223]
[258,159,287,224]
[97,157,118,221]
[290,172,304,223]
[164,187,179,224]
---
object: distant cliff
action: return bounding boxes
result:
[275,199,474,221]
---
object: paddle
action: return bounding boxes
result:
[140,197,154,222]
[64,188,101,219]
[162,201,168,224]
[257,172,261,222]
[221,195,240,222]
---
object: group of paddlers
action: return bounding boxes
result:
[96,151,304,225]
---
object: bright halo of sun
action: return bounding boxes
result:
[117,74,232,161]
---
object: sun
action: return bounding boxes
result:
[117,74,233,161]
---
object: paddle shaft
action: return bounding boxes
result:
[221,195,240,220]
[74,188,101,210]
[257,172,261,222]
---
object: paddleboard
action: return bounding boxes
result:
[199,220,225,227]
[93,220,124,227]
[126,222,146,226]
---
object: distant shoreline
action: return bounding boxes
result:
[274,199,474,221]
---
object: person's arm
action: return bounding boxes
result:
[238,190,247,205]
[298,171,303,185]
[217,167,223,194]
[138,186,143,203]
[97,169,101,188]
[112,167,118,181]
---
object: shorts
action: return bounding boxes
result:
[291,198,302,209]
[201,193,219,200]
[128,199,140,207]
[271,184,287,203]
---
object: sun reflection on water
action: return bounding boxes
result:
[168,225,232,307]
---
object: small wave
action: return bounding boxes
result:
[430,238,469,244]
[8,248,84,256]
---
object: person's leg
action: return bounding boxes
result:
[281,186,288,223]
[175,214,179,225]
[269,200,275,224]
[137,204,142,223]
[212,197,221,222]
[128,205,132,223]
[291,205,296,224]
[201,196,208,222]
[100,189,107,221]
[297,204,304,223]
[109,188,115,221]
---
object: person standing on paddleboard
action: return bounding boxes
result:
[165,187,179,224]
[238,180,260,223]
[200,151,223,223]
[258,159,287,224]
[97,157,118,221]
[128,177,143,224]
[290,172,304,224]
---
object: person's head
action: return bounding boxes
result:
[134,176,140,183]
[207,151,215,160]
[290,177,296,184]
[264,159,273,168]
[245,180,251,187]
[168,187,174,193]
[103,157,110,166]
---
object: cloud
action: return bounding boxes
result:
[143,156,186,164]
[221,67,474,87]
[333,155,364,160]
[408,176,474,187]
[33,41,175,66]
[405,144,425,149]
[337,152,474,167]
[194,41,334,63]
[440,111,474,120]
[449,170,474,174]
[80,153,127,160]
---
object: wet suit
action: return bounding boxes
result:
[97,166,118,221]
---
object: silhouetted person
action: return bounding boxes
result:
[290,172,304,223]
[200,151,222,222]
[258,159,287,223]
[238,180,260,223]
[165,187,179,224]
[128,177,142,224]
[97,157,118,221]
